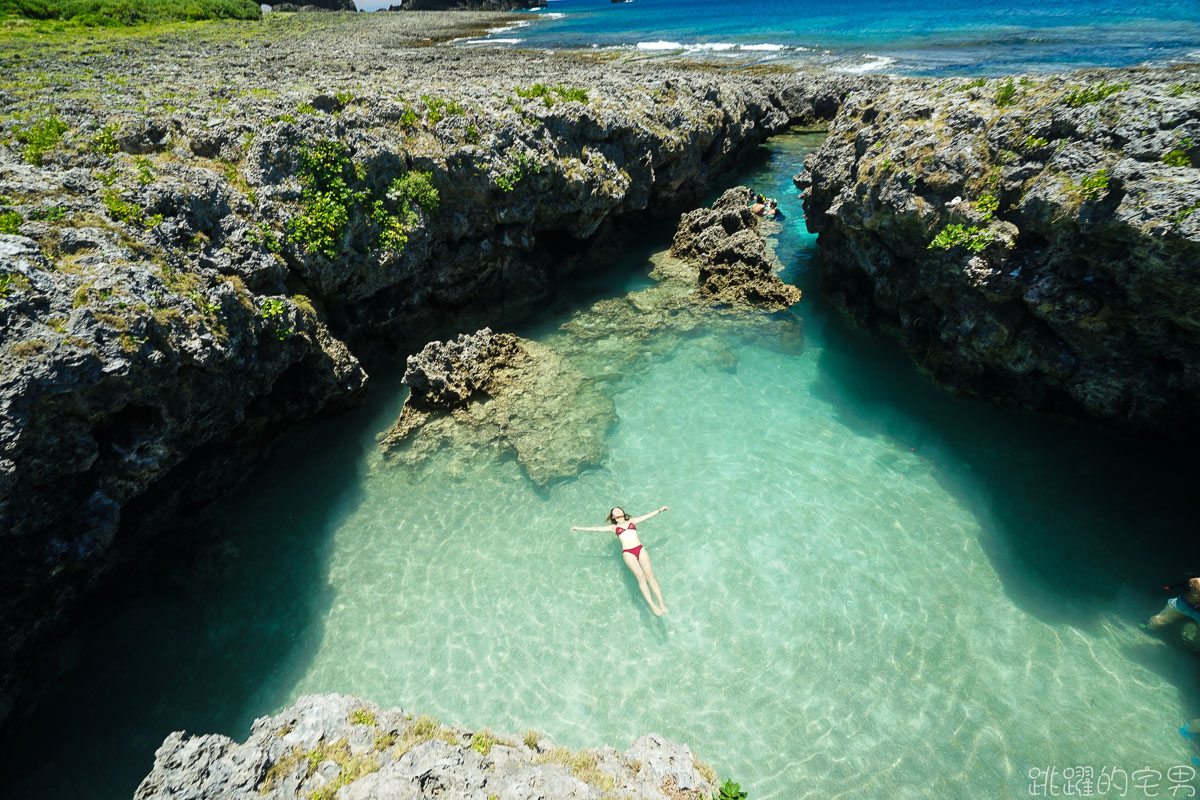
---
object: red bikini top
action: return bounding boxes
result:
[614,521,636,535]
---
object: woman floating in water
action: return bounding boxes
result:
[571,505,670,615]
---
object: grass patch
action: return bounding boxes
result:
[533,747,616,792]
[1063,81,1130,108]
[953,77,986,92]
[523,729,540,750]
[9,338,48,358]
[0,0,261,25]
[470,729,498,756]
[1163,148,1193,168]
[514,83,588,108]
[994,78,1016,108]
[350,708,376,727]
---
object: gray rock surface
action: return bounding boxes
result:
[670,186,802,311]
[135,693,718,800]
[800,68,1200,435]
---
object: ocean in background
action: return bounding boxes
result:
[433,0,1200,75]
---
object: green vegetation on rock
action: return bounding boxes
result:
[994,78,1016,108]
[15,114,68,165]
[0,0,261,25]
[288,138,438,259]
[1063,81,1130,107]
[1078,168,1110,201]
[0,209,21,234]
[716,779,749,800]
[928,222,994,254]
[495,149,540,192]
[514,83,589,108]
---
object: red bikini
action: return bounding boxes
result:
[615,521,643,559]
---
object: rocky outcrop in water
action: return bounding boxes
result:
[799,68,1200,436]
[670,186,802,311]
[378,186,801,485]
[379,328,615,486]
[135,693,719,800]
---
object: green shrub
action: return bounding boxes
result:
[389,171,439,212]
[717,779,748,800]
[1063,81,1130,107]
[258,297,292,341]
[1022,135,1049,149]
[89,122,120,155]
[16,115,68,166]
[134,156,155,185]
[495,150,540,192]
[1170,200,1200,226]
[994,78,1016,108]
[976,193,999,221]
[421,95,463,125]
[953,78,986,92]
[0,210,21,234]
[287,138,439,259]
[928,223,994,254]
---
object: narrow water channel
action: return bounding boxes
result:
[7,132,1198,800]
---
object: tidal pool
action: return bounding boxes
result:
[7,132,1198,800]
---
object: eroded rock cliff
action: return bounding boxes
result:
[799,68,1200,435]
[135,693,719,800]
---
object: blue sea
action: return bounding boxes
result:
[424,0,1200,75]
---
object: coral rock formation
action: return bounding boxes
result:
[135,694,718,800]
[800,68,1200,436]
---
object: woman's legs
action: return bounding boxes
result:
[623,552,663,615]
[637,549,666,613]
[1149,603,1187,629]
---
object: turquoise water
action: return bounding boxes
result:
[438,0,1200,75]
[6,133,1200,799]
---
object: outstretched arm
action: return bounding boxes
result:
[570,525,615,533]
[632,506,669,524]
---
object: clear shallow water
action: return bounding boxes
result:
[438,0,1200,75]
[6,133,1200,799]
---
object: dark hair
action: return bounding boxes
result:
[607,507,626,525]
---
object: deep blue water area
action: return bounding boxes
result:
[426,0,1200,75]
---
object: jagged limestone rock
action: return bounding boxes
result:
[379,329,616,487]
[800,68,1200,436]
[135,693,719,800]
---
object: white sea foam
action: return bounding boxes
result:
[835,54,898,73]
[691,43,738,51]
[636,40,685,50]
[467,38,523,45]
[740,43,786,51]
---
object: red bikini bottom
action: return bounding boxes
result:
[623,545,643,559]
